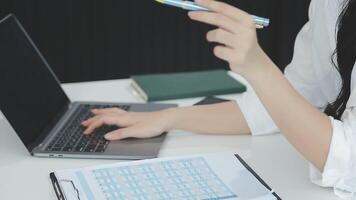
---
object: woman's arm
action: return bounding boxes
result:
[166,101,250,135]
[188,0,332,171]
[246,55,332,171]
[82,101,250,140]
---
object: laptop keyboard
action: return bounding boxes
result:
[46,104,130,153]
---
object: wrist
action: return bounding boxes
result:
[160,107,181,132]
[236,49,278,83]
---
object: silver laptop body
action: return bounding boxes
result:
[0,14,177,160]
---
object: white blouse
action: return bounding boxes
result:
[234,0,356,197]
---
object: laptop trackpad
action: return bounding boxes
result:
[104,134,166,158]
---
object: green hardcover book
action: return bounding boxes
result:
[131,69,247,102]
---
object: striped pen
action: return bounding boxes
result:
[155,0,270,29]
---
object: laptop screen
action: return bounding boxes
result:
[0,15,70,151]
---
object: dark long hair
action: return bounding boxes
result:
[324,0,356,119]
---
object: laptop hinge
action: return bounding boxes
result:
[27,102,71,152]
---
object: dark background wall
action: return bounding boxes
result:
[0,0,311,83]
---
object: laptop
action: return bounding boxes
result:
[0,14,177,160]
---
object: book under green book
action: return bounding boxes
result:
[131,69,247,102]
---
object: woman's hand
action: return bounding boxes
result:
[188,0,270,76]
[189,2,333,171]
[81,108,173,140]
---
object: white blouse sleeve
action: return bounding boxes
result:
[310,71,356,195]
[284,0,329,109]
[229,72,279,136]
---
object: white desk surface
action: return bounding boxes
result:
[0,78,340,200]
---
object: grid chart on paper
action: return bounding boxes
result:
[92,157,238,200]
